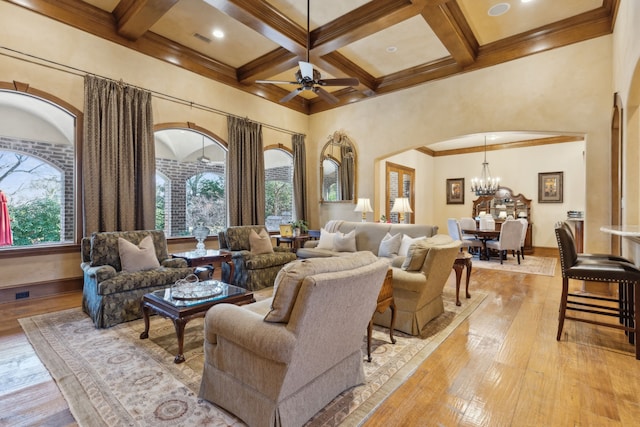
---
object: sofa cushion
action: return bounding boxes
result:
[264,252,379,323]
[244,252,295,270]
[398,235,426,257]
[333,230,356,252]
[118,235,160,272]
[249,229,274,254]
[316,228,336,250]
[378,232,402,258]
[96,267,194,296]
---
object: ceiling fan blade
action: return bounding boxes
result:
[317,77,360,87]
[313,87,339,104]
[256,79,299,85]
[299,61,314,80]
[279,88,302,103]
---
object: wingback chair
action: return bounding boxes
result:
[218,225,297,291]
[81,230,194,328]
[199,252,390,427]
[374,234,461,335]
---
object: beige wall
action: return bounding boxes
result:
[612,0,640,260]
[309,36,613,253]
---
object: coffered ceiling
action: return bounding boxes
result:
[8,0,618,115]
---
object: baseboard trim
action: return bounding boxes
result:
[0,277,83,304]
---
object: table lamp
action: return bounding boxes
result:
[354,198,373,222]
[391,197,413,223]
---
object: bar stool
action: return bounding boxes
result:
[555,223,640,359]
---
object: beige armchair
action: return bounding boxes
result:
[199,252,389,427]
[374,234,461,335]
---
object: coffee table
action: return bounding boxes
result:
[140,280,254,363]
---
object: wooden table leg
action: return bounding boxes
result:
[452,262,464,306]
[367,319,374,363]
[388,300,397,345]
[173,317,188,364]
[139,302,151,339]
[465,258,472,299]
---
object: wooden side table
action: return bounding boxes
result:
[171,249,235,285]
[367,268,396,362]
[275,235,310,252]
[452,252,472,306]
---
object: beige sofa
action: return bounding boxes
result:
[296,220,439,259]
[297,220,460,335]
[199,252,389,427]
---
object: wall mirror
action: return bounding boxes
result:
[320,131,357,202]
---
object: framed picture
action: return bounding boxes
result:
[446,178,465,204]
[279,224,293,237]
[538,171,563,203]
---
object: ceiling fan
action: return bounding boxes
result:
[197,135,211,164]
[255,0,360,104]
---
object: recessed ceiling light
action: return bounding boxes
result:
[386,46,397,53]
[488,3,510,17]
[521,0,534,3]
[212,29,224,39]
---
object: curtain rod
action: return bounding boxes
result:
[0,45,303,137]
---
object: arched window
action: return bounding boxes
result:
[0,89,77,248]
[264,147,294,232]
[154,127,227,237]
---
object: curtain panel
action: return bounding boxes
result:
[83,75,155,235]
[341,145,354,201]
[292,133,307,223]
[227,117,265,226]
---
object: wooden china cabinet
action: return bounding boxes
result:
[471,187,533,254]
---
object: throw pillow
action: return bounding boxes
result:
[398,234,426,257]
[378,232,402,257]
[316,228,336,250]
[333,230,357,252]
[118,235,160,272]
[401,241,430,271]
[249,228,274,254]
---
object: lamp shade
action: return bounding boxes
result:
[391,197,412,213]
[354,198,373,222]
[354,198,373,213]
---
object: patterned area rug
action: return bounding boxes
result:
[472,255,557,276]
[19,288,486,427]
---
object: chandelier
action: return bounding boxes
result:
[470,136,500,196]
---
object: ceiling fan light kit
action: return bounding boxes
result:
[255,0,359,104]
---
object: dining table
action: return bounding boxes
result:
[462,228,501,260]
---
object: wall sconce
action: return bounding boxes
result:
[354,198,373,222]
[391,197,413,223]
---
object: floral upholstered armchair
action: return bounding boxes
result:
[218,225,297,291]
[81,230,193,328]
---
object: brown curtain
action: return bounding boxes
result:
[341,144,354,200]
[83,75,155,235]
[292,133,307,222]
[227,116,265,226]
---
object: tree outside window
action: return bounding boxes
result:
[264,148,294,231]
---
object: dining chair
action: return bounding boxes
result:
[554,223,640,359]
[485,220,523,264]
[517,218,528,260]
[447,218,482,254]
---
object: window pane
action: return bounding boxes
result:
[264,149,293,232]
[0,90,75,248]
[155,129,227,237]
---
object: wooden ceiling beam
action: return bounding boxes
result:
[113,0,179,40]
[310,0,427,57]
[420,1,477,67]
[313,52,377,95]
[237,48,299,83]
[202,0,307,58]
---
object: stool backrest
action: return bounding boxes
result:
[555,222,578,276]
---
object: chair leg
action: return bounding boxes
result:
[521,246,525,259]
[500,250,504,264]
[557,277,569,341]
[517,251,521,264]
[634,282,639,360]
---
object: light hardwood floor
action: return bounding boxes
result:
[2,248,640,426]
